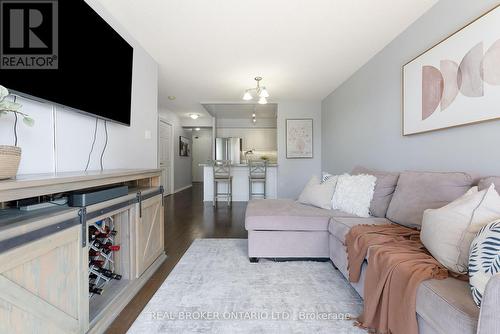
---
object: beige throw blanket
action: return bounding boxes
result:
[345,224,448,334]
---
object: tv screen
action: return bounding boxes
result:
[0,0,134,125]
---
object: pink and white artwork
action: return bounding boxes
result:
[286,119,313,158]
[403,6,500,135]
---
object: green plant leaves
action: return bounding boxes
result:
[0,85,8,102]
[0,86,35,127]
[0,100,22,111]
[22,116,35,127]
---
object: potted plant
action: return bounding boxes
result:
[0,85,34,179]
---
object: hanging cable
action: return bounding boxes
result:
[13,96,18,146]
[85,117,99,172]
[100,120,108,171]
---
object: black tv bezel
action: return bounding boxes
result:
[0,0,135,127]
[8,83,134,127]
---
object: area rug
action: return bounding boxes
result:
[128,239,365,333]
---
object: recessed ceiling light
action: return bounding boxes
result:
[190,114,200,120]
[168,96,176,100]
[194,127,201,131]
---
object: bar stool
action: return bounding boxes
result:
[248,160,268,200]
[213,160,232,207]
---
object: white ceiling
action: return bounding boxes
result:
[96,0,437,118]
[202,103,277,119]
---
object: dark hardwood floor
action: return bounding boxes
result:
[106,182,247,333]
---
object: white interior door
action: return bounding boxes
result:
[159,120,173,195]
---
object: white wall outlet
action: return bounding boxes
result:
[144,130,152,139]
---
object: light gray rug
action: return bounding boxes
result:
[128,239,365,334]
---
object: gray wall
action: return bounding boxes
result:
[192,128,213,182]
[278,101,322,199]
[159,109,193,191]
[322,0,500,176]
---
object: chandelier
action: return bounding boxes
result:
[242,77,269,104]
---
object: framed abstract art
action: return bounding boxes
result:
[286,119,313,159]
[403,5,500,135]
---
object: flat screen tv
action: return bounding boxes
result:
[0,0,134,126]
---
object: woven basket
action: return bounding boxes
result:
[0,146,21,180]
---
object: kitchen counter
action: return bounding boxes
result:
[201,164,278,202]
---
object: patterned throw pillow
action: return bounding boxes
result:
[469,220,500,307]
[321,171,335,183]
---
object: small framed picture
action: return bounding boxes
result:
[179,136,191,157]
[286,119,313,159]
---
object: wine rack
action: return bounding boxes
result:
[88,217,122,298]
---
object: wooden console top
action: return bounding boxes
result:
[0,169,161,202]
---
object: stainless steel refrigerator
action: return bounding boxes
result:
[215,137,242,164]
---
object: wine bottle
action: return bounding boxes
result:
[93,240,120,252]
[89,250,101,257]
[91,225,116,237]
[95,267,122,280]
[89,259,105,267]
[89,226,101,235]
[88,226,102,242]
[89,273,97,280]
[89,284,103,295]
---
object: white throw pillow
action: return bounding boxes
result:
[298,175,338,210]
[469,220,500,307]
[421,184,500,274]
[331,174,376,218]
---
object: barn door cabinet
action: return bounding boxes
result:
[0,170,166,334]
[135,194,164,277]
[0,211,87,334]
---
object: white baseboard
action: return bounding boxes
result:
[174,184,193,193]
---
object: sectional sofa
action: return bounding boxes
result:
[245,167,500,334]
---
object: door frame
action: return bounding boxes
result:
[158,117,175,196]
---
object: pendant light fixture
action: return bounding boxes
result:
[242,77,269,104]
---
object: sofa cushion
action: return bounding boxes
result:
[352,166,400,218]
[416,278,479,334]
[386,171,473,228]
[328,217,391,244]
[478,176,500,192]
[245,199,354,231]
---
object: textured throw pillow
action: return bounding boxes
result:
[331,174,376,218]
[298,175,338,210]
[421,184,500,274]
[469,220,500,307]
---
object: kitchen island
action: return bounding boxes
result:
[200,163,278,202]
